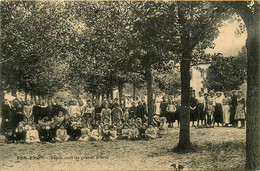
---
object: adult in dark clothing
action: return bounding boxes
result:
[136,101,146,122]
[51,100,66,118]
[230,90,238,127]
[94,102,103,121]
[111,103,123,125]
[128,102,137,119]
[1,100,13,132]
[39,101,49,121]
[46,101,53,120]
[12,103,24,130]
[190,93,198,127]
[160,96,168,118]
[33,101,41,124]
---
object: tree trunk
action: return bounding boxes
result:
[106,89,110,99]
[0,64,3,132]
[25,92,28,102]
[101,93,104,101]
[232,3,260,169]
[244,7,260,170]
[118,82,123,105]
[133,82,136,100]
[175,50,192,151]
[110,87,114,100]
[145,60,153,125]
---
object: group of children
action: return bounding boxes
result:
[4,108,169,143]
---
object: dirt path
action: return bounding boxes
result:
[0,127,246,170]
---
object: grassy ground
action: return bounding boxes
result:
[0,127,246,171]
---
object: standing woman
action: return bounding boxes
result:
[154,99,161,116]
[234,91,246,129]
[196,91,205,127]
[190,93,198,127]
[32,100,40,124]
[160,96,168,118]
[166,100,176,128]
[101,103,112,125]
[83,100,95,121]
[214,92,223,127]
[222,92,231,127]
[230,90,238,127]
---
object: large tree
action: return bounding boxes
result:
[174,1,225,151]
[228,2,260,169]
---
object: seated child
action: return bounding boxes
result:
[158,117,168,135]
[70,124,81,141]
[121,123,130,140]
[90,124,102,140]
[109,125,117,141]
[55,111,65,127]
[78,123,91,142]
[145,124,158,139]
[38,117,51,142]
[102,124,110,141]
[129,124,139,140]
[25,124,40,143]
[5,129,14,143]
[114,119,122,136]
[15,121,26,143]
[63,114,72,136]
[153,115,161,127]
[136,118,142,125]
[55,124,69,142]
[139,123,148,140]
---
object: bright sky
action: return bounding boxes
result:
[205,19,247,57]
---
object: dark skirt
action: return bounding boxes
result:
[197,103,204,120]
[175,107,181,121]
[230,105,237,124]
[190,108,198,121]
[166,112,175,122]
[214,103,223,123]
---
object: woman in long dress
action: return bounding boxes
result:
[196,91,205,126]
[190,93,198,127]
[234,91,246,129]
[222,92,231,126]
[166,100,176,128]
[214,92,223,127]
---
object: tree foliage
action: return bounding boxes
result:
[206,47,247,91]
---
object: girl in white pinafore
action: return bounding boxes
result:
[222,92,231,126]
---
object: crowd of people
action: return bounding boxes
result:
[1,89,246,144]
[1,97,169,143]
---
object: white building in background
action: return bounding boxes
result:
[190,63,210,98]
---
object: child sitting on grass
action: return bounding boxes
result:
[25,124,40,143]
[139,123,148,140]
[158,117,168,135]
[129,124,139,140]
[56,124,69,142]
[5,129,14,143]
[78,123,91,142]
[70,124,81,141]
[102,124,110,141]
[90,124,102,140]
[114,119,122,136]
[121,123,130,140]
[109,125,118,141]
[145,124,158,139]
[15,121,26,143]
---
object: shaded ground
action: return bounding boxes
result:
[0,127,245,170]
